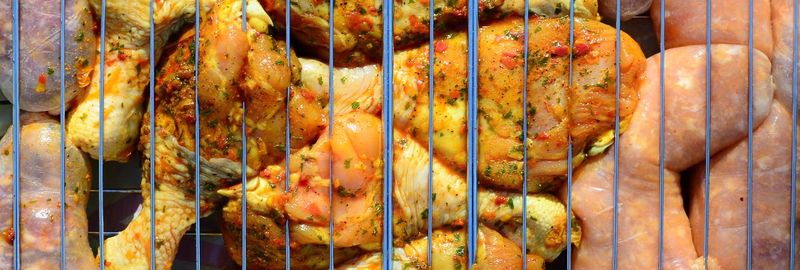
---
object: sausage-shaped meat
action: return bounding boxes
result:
[0,114,94,270]
[651,0,773,58]
[567,44,773,269]
[688,102,796,270]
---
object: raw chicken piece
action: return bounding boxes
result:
[598,0,652,21]
[0,0,96,113]
[100,0,326,268]
[772,0,799,109]
[300,17,646,194]
[0,114,94,269]
[336,226,545,270]
[568,45,773,269]
[651,0,773,58]
[66,0,215,161]
[688,102,796,270]
[260,0,599,65]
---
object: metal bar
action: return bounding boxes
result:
[566,0,575,269]
[10,0,20,267]
[240,0,249,268]
[148,0,157,269]
[59,0,68,267]
[194,0,202,268]
[426,0,434,265]
[382,0,395,266]
[702,0,712,268]
[790,0,799,267]
[97,0,108,267]
[611,0,624,269]
[466,0,479,263]
[656,0,665,267]
[284,0,292,267]
[746,0,754,268]
[327,0,335,266]
[521,0,530,267]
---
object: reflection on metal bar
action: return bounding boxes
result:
[381,0,395,266]
[656,0,665,267]
[466,0,479,264]
[426,0,435,265]
[284,0,292,267]
[791,0,799,266]
[194,0,202,267]
[240,0,249,268]
[327,0,335,267]
[746,0,754,268]
[566,0,575,269]
[382,0,395,266]
[521,0,530,267]
[10,0,20,268]
[97,0,108,267]
[702,0,712,268]
[148,0,158,269]
[611,0,624,270]
[59,0,68,267]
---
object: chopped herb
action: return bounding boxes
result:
[275,60,284,66]
[455,246,465,256]
[340,76,348,83]
[420,209,428,219]
[317,76,324,85]
[432,193,436,201]
[507,198,514,209]
[46,67,54,75]
[344,158,352,168]
[351,101,360,109]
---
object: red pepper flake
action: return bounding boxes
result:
[550,46,569,57]
[38,73,47,84]
[259,168,272,178]
[434,40,448,53]
[117,52,127,61]
[500,55,518,69]
[535,132,550,140]
[494,195,509,206]
[408,15,427,34]
[300,89,316,101]
[574,43,590,56]
[298,175,310,187]
[1,227,12,245]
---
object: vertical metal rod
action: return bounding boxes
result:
[427,0,435,265]
[59,0,68,267]
[382,0,395,266]
[194,0,202,268]
[656,0,665,266]
[327,0,335,267]
[10,0,20,268]
[702,0,712,268]
[566,0,575,269]
[521,0,530,267]
[284,0,292,268]
[97,0,108,267]
[148,0,157,268]
[790,0,799,267]
[746,0,754,268]
[240,0,249,268]
[612,0,626,269]
[466,0,479,264]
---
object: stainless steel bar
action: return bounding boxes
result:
[791,0,799,267]
[703,0,712,268]
[59,0,68,267]
[427,0,434,265]
[284,0,292,267]
[240,0,249,268]
[97,0,108,267]
[746,0,754,268]
[327,0,335,267]
[656,0,665,267]
[148,0,157,268]
[382,0,395,266]
[194,0,202,267]
[611,0,624,269]
[521,0,530,267]
[466,0,479,264]
[566,0,575,269]
[10,0,20,268]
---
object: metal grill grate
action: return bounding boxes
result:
[2,0,797,269]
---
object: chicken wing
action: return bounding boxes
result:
[0,114,94,270]
[260,0,599,65]
[66,0,215,161]
[100,0,326,268]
